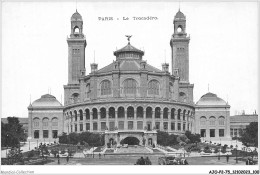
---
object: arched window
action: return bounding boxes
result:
[148,80,160,95]
[109,107,115,118]
[209,116,216,126]
[137,106,143,118]
[177,25,183,33]
[101,80,111,95]
[183,110,186,121]
[123,79,137,94]
[146,107,152,118]
[92,108,98,120]
[163,108,168,119]
[218,116,225,125]
[74,26,79,33]
[42,118,49,127]
[85,109,90,120]
[33,118,40,128]
[155,107,161,119]
[177,109,181,120]
[72,93,79,103]
[52,117,58,127]
[79,110,83,120]
[171,108,175,119]
[127,106,134,118]
[100,108,106,119]
[200,116,206,125]
[179,92,187,102]
[118,107,125,118]
[70,111,73,122]
[74,110,77,121]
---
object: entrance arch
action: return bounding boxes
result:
[120,136,140,145]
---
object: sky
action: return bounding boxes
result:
[2,1,259,118]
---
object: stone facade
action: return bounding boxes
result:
[230,114,258,138]
[26,9,244,145]
[63,10,195,145]
[27,94,63,142]
[195,93,231,142]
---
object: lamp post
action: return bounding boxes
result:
[29,141,30,150]
[6,134,9,158]
[218,146,221,160]
[235,144,238,164]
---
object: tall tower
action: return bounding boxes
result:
[67,10,86,84]
[170,9,190,83]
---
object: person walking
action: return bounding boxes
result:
[57,154,60,164]
[226,154,229,163]
[66,154,69,163]
[99,153,101,159]
[246,157,250,165]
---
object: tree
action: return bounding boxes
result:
[1,117,26,147]
[240,122,258,147]
[68,132,79,145]
[185,131,201,143]
[157,131,169,146]
[58,132,69,144]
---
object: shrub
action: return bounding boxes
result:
[27,150,34,158]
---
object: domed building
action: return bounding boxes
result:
[28,94,63,142]
[60,9,195,146]
[195,92,231,142]
[28,9,236,145]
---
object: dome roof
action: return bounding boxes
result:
[71,10,82,21]
[196,92,227,106]
[31,94,62,107]
[175,10,186,19]
[114,43,144,56]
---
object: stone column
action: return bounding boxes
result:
[90,112,93,131]
[98,112,101,131]
[124,108,127,130]
[106,111,109,130]
[160,111,163,131]
[77,114,80,133]
[115,111,118,129]
[143,110,147,130]
[83,112,86,122]
[152,110,155,129]
[134,109,137,130]
[180,112,183,132]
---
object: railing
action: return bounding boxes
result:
[66,96,195,106]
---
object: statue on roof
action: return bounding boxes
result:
[125,35,132,44]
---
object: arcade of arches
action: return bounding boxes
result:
[64,104,194,134]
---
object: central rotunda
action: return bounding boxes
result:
[63,10,195,146]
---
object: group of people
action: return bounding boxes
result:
[135,157,152,165]
[246,157,255,165]
[171,158,189,165]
